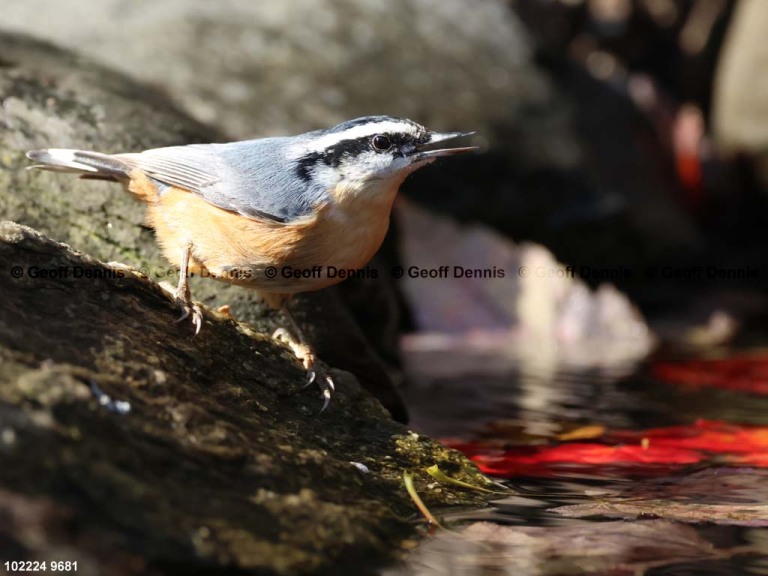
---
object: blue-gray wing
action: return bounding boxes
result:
[116,138,326,223]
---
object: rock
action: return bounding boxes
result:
[395,199,652,342]
[0,33,491,570]
[0,33,218,263]
[0,221,493,573]
[0,31,406,420]
[0,0,543,140]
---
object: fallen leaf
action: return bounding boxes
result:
[447,420,768,478]
[610,419,768,453]
[449,442,704,478]
[557,424,606,441]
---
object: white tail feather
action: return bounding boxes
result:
[26,149,130,178]
[27,149,99,172]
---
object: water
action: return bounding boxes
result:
[391,346,768,575]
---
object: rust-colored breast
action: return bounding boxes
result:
[140,176,399,295]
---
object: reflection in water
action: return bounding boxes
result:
[395,343,768,575]
[386,519,756,576]
[401,334,650,437]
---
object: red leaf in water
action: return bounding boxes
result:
[610,419,768,453]
[445,419,768,478]
[446,441,703,478]
[653,355,768,394]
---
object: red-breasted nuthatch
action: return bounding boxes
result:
[26,116,475,410]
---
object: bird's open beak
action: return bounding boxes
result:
[410,131,477,161]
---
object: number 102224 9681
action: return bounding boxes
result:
[4,561,78,572]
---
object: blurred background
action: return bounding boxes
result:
[4,0,768,430]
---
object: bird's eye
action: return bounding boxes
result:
[371,134,392,151]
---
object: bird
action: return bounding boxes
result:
[26,115,476,410]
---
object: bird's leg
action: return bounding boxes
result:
[173,242,204,335]
[272,305,335,412]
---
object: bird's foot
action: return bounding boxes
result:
[171,288,203,335]
[306,366,335,413]
[273,327,335,412]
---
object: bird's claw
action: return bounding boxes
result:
[318,373,335,414]
[174,296,203,335]
[274,327,335,412]
[306,369,335,412]
[305,370,316,389]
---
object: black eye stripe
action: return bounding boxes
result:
[294,130,431,181]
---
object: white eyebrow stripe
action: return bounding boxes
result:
[294,121,421,154]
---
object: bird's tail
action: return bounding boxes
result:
[26,149,131,181]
